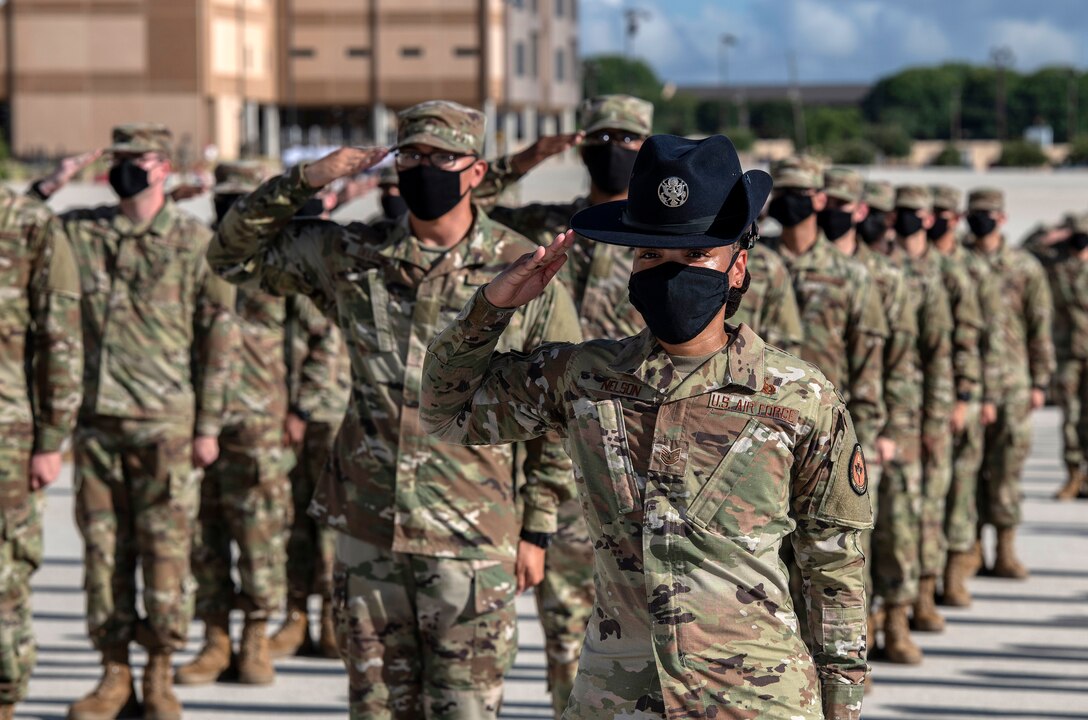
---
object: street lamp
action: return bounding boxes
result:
[718,33,737,131]
[990,45,1015,141]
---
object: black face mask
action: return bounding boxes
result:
[109,159,150,200]
[768,193,815,228]
[817,208,854,241]
[927,216,949,241]
[214,194,242,224]
[895,210,923,238]
[967,212,997,238]
[398,164,469,221]
[628,257,738,345]
[1071,233,1088,252]
[857,211,887,245]
[581,143,638,195]
[381,194,408,220]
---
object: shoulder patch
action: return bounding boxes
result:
[849,444,868,496]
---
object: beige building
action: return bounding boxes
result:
[0,0,580,161]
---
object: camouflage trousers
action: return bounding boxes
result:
[944,402,983,553]
[192,422,293,619]
[1055,360,1088,470]
[919,422,953,577]
[286,420,337,603]
[331,533,517,720]
[0,429,39,705]
[979,385,1032,529]
[872,434,922,605]
[534,498,594,719]
[74,417,199,652]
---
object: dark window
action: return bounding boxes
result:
[401,47,423,58]
[515,42,525,76]
[289,47,314,58]
[347,47,371,58]
[530,32,538,77]
[454,47,478,57]
[555,48,565,81]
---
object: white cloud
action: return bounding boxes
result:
[792,0,860,58]
[986,18,1078,68]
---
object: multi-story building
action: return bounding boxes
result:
[0,0,579,161]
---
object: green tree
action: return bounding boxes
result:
[582,54,661,101]
[993,140,1049,167]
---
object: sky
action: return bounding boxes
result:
[580,0,1088,86]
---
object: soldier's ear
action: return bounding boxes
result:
[467,158,489,189]
[811,191,827,212]
[853,202,869,225]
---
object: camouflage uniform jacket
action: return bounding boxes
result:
[971,238,1055,391]
[1048,254,1088,362]
[949,244,1005,405]
[224,288,288,428]
[732,243,805,354]
[286,293,351,425]
[765,234,888,452]
[47,198,236,435]
[208,167,581,561]
[0,188,82,501]
[853,242,916,438]
[935,249,984,401]
[422,292,872,720]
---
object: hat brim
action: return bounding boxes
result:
[396,133,477,155]
[108,143,168,157]
[570,169,773,248]
[583,118,651,137]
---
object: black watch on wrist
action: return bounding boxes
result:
[289,405,312,422]
[956,391,972,402]
[519,529,553,550]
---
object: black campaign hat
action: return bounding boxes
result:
[570,134,772,248]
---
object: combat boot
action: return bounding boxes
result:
[174,614,232,685]
[963,538,984,578]
[237,617,275,685]
[268,600,312,659]
[142,651,182,720]
[992,526,1029,579]
[67,645,141,720]
[881,604,923,665]
[1054,465,1084,501]
[910,576,945,632]
[940,551,974,607]
[317,599,339,659]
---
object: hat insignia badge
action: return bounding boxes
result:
[658,177,689,208]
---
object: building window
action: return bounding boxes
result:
[289,47,314,58]
[557,0,564,17]
[515,42,525,76]
[529,32,538,77]
[454,47,479,57]
[347,47,371,58]
[555,48,565,81]
[401,47,423,58]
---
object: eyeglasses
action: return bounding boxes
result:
[583,131,644,148]
[395,149,477,171]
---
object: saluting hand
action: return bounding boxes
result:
[483,230,574,309]
[38,149,103,199]
[303,147,389,189]
[511,131,585,175]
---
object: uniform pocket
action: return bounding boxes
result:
[470,560,518,682]
[3,496,43,574]
[594,399,641,514]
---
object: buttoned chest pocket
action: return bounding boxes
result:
[797,274,846,324]
[686,418,792,542]
[579,399,642,516]
[131,241,190,305]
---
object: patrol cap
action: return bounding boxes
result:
[863,181,895,212]
[895,184,933,212]
[1072,213,1088,235]
[397,100,485,155]
[771,155,823,190]
[108,123,173,158]
[580,94,654,136]
[967,187,1005,213]
[930,184,962,213]
[823,167,863,203]
[213,160,267,195]
[377,164,398,187]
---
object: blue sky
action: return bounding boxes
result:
[580,0,1088,85]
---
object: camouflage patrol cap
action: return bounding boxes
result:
[863,180,895,212]
[1072,213,1088,235]
[771,155,824,190]
[823,167,863,203]
[377,164,399,187]
[580,94,654,136]
[397,100,485,155]
[108,123,173,158]
[930,184,962,212]
[213,160,267,195]
[895,184,933,211]
[968,187,1004,213]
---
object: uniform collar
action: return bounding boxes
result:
[111,199,178,237]
[607,323,766,401]
[379,207,493,276]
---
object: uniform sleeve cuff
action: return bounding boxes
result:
[194,417,222,438]
[34,425,67,453]
[520,505,558,534]
[821,681,864,720]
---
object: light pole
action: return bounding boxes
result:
[990,45,1015,141]
[622,7,651,92]
[718,33,737,131]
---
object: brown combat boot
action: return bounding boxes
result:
[940,551,974,607]
[881,604,923,664]
[1055,465,1085,501]
[963,538,984,578]
[67,645,141,720]
[237,617,275,685]
[317,599,339,659]
[142,651,182,720]
[910,576,946,632]
[268,600,312,659]
[992,526,1029,579]
[174,614,232,685]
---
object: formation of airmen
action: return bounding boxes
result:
[0,91,1083,720]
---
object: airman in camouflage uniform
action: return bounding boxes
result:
[966,188,1055,579]
[31,125,237,720]
[1021,212,1077,273]
[1046,213,1088,500]
[176,161,295,688]
[208,101,580,719]
[927,184,1002,606]
[0,190,82,720]
[859,181,895,253]
[879,186,953,653]
[421,133,870,720]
